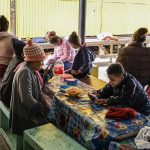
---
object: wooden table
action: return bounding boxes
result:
[38,36,150,55]
[80,75,106,90]
[37,38,129,54]
[45,76,149,150]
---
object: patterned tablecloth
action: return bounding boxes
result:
[108,138,137,150]
[45,77,150,150]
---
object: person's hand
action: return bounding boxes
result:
[88,93,98,101]
[48,59,55,64]
[42,93,51,108]
[91,90,98,95]
[71,70,81,75]
[95,99,107,105]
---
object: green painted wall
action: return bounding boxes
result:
[0,0,10,19]
[0,0,150,37]
[102,0,150,34]
[16,0,79,38]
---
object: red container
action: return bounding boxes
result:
[53,66,64,75]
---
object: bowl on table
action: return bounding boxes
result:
[65,78,78,86]
[59,85,70,93]
[60,74,73,82]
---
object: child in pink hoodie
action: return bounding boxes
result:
[46,31,75,70]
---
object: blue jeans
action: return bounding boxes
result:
[63,61,72,70]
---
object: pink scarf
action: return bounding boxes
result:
[35,71,44,87]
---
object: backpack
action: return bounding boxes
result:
[87,48,96,62]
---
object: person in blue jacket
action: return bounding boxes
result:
[68,31,95,79]
[89,63,150,116]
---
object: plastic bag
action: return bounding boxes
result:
[134,126,150,149]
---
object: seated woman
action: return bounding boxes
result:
[9,40,50,135]
[68,31,95,79]
[117,27,150,87]
[89,63,150,116]
[45,31,75,70]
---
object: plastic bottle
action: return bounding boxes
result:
[53,59,64,76]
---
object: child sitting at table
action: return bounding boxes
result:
[68,31,95,79]
[45,31,75,70]
[89,63,150,116]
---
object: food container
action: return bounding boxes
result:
[59,85,70,93]
[65,78,78,86]
[60,74,73,82]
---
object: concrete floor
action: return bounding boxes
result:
[98,58,116,82]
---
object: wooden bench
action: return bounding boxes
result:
[91,64,98,78]
[24,123,87,150]
[0,101,23,150]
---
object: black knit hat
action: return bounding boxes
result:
[12,38,26,57]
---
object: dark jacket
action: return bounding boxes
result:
[0,39,25,107]
[97,73,150,116]
[0,57,23,107]
[72,46,92,78]
[117,43,150,87]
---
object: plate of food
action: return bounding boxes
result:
[65,86,83,98]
